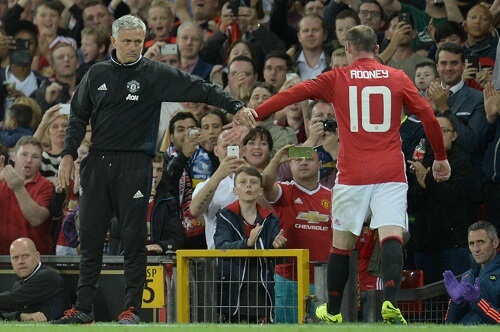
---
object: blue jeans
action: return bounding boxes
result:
[274,274,315,323]
[414,246,470,284]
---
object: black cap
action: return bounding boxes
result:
[6,20,38,38]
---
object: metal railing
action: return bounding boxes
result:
[176,249,310,324]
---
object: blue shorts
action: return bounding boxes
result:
[274,274,315,323]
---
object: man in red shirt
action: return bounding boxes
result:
[262,145,332,323]
[0,136,54,255]
[255,25,451,324]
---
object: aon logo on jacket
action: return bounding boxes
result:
[126,94,139,101]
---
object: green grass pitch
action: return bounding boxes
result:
[0,323,498,332]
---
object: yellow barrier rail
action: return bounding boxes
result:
[176,249,310,324]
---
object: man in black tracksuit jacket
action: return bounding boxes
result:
[54,15,256,324]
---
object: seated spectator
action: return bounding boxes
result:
[415,61,438,96]
[464,57,496,91]
[0,136,55,255]
[0,104,34,148]
[463,4,498,61]
[33,105,68,184]
[77,26,110,81]
[214,166,285,323]
[443,221,499,325]
[226,55,258,100]
[330,48,349,68]
[109,153,186,255]
[408,113,474,284]
[262,145,332,323]
[177,22,213,82]
[1,20,45,121]
[191,130,246,249]
[30,43,79,113]
[246,82,297,156]
[144,0,175,49]
[263,51,293,91]
[0,238,70,321]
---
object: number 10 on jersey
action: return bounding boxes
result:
[349,86,392,133]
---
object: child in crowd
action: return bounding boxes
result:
[330,48,349,68]
[414,62,437,96]
[144,0,175,49]
[214,166,285,323]
[77,26,110,80]
[0,104,34,148]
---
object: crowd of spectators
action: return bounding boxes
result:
[0,0,499,324]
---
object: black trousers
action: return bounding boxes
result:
[76,153,151,314]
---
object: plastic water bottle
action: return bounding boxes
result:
[410,138,426,173]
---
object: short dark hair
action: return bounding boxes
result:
[168,111,197,134]
[307,100,333,120]
[248,82,276,100]
[229,55,256,74]
[436,112,458,133]
[437,42,465,63]
[389,11,415,29]
[153,152,163,164]
[434,21,466,44]
[299,13,327,35]
[359,0,385,17]
[226,40,254,62]
[345,25,377,53]
[200,109,229,127]
[14,136,43,153]
[415,61,438,76]
[264,51,293,71]
[35,0,64,16]
[242,126,274,153]
[336,9,361,25]
[234,166,263,187]
[468,221,498,241]
[8,104,33,127]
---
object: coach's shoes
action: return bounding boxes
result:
[118,306,141,324]
[51,306,94,324]
[315,303,342,323]
[381,301,407,324]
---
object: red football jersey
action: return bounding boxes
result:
[272,181,332,283]
[257,58,446,185]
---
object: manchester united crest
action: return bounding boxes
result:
[127,80,140,93]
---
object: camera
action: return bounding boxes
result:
[10,39,31,65]
[322,118,337,132]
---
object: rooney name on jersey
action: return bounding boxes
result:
[350,69,389,79]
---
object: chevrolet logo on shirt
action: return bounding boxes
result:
[296,211,329,224]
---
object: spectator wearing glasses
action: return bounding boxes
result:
[357,0,387,47]
[408,112,474,284]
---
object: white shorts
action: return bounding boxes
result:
[331,182,408,235]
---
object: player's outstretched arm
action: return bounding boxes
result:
[432,159,451,182]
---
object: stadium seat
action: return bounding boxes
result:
[398,270,424,318]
